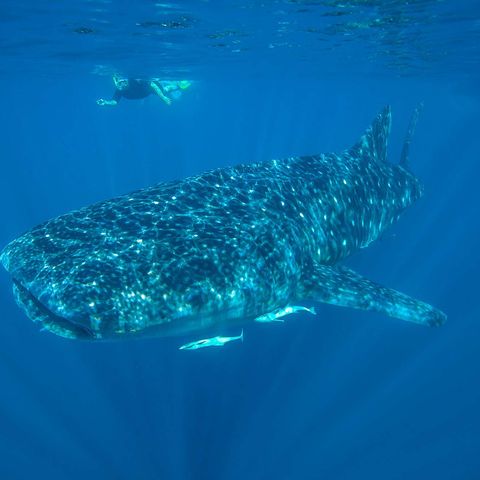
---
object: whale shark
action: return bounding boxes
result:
[0,106,446,341]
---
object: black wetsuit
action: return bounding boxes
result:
[112,79,155,102]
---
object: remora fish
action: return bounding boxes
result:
[255,305,316,323]
[179,329,244,350]
[0,106,446,341]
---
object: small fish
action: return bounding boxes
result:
[255,305,316,323]
[179,329,244,350]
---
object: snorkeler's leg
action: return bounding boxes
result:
[150,82,172,105]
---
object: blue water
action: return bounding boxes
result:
[1,1,479,479]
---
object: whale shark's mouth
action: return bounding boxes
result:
[12,280,94,340]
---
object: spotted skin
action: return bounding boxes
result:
[0,106,446,340]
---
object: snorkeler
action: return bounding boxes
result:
[96,75,192,107]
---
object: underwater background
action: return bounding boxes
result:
[0,1,479,479]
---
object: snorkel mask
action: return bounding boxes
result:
[113,74,129,90]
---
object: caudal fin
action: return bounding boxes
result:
[400,102,424,169]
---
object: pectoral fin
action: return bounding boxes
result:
[304,264,446,327]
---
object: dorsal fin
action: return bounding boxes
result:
[400,102,423,169]
[354,106,392,164]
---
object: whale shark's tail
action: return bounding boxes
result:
[400,102,424,169]
[304,105,445,327]
[354,104,423,170]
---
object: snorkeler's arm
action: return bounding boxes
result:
[97,99,117,106]
[150,81,172,105]
[96,89,121,107]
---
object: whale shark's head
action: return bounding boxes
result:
[0,225,157,340]
[10,278,96,339]
[1,237,115,340]
[0,228,241,341]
